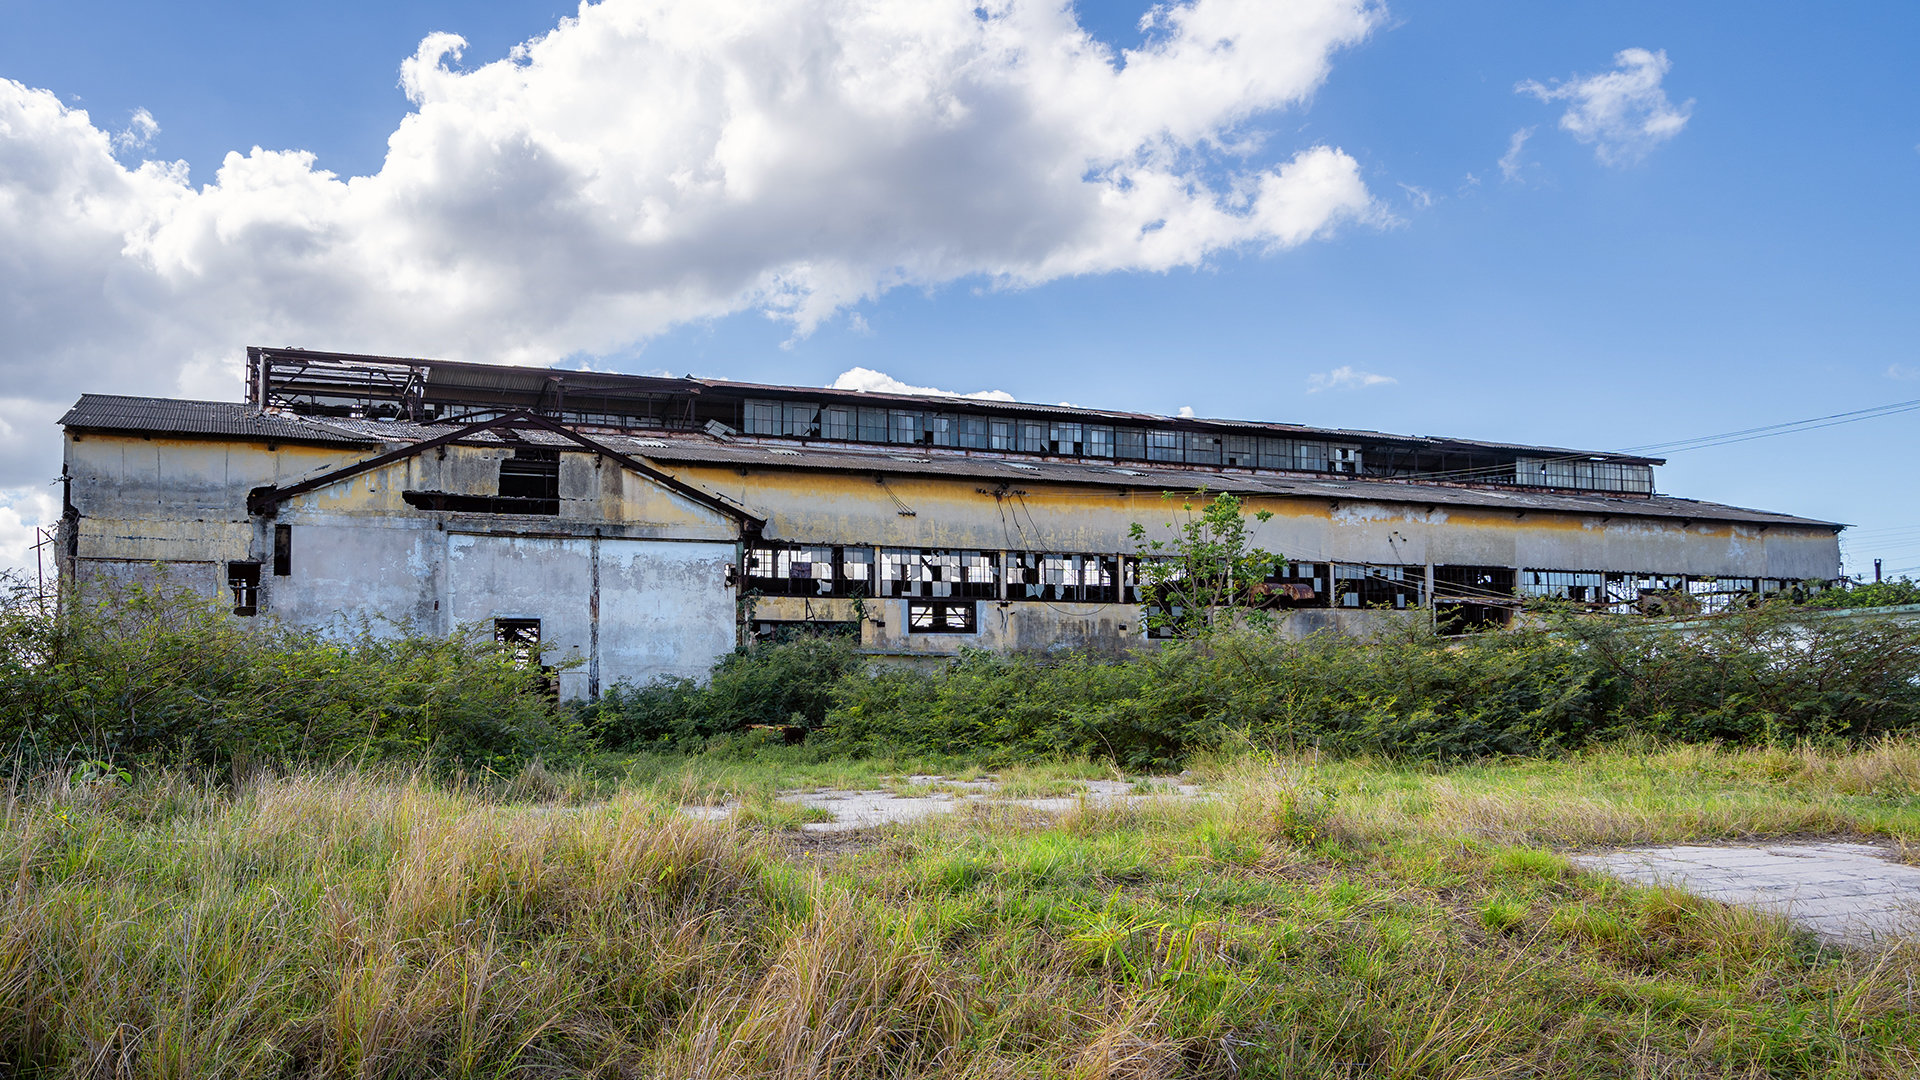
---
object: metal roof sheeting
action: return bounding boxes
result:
[58,395,1839,530]
[60,395,377,445]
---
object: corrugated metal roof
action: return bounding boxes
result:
[58,396,1838,530]
[60,395,377,445]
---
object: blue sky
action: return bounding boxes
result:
[1,0,1915,576]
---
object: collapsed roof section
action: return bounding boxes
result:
[242,347,1662,498]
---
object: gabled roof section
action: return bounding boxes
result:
[242,410,762,528]
[61,394,376,445]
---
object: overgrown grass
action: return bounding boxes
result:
[5,742,1916,1078]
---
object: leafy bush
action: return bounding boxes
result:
[590,635,866,749]
[815,605,1920,768]
[1799,576,1920,610]
[0,574,581,775]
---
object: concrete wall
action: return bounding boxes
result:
[665,465,1842,581]
[64,432,744,697]
[64,428,1845,685]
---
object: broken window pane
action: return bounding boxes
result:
[1007,552,1121,603]
[990,419,1015,450]
[928,414,956,448]
[1017,421,1046,453]
[745,543,872,597]
[1224,436,1258,467]
[1184,432,1222,465]
[879,548,999,598]
[1331,564,1421,609]
[272,524,291,577]
[1329,445,1361,474]
[1048,422,1084,455]
[906,600,977,634]
[782,403,819,437]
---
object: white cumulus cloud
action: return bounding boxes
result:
[1518,47,1692,166]
[0,0,1388,570]
[829,367,1014,401]
[1306,365,1395,393]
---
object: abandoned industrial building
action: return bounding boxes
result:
[56,347,1845,699]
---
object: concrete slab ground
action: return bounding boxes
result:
[688,776,1210,833]
[1572,843,1920,947]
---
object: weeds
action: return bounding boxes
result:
[0,744,1917,1078]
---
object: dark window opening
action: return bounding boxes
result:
[751,619,859,644]
[228,560,260,616]
[907,600,976,634]
[403,446,561,515]
[494,617,556,698]
[1332,564,1422,609]
[1142,604,1183,639]
[1433,566,1515,634]
[1258,561,1328,608]
[272,524,292,576]
[498,447,560,502]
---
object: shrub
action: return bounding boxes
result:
[589,635,866,750]
[0,573,580,775]
[815,604,1920,767]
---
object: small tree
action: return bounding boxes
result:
[1128,489,1279,640]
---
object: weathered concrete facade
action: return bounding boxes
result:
[57,349,1845,697]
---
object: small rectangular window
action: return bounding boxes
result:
[1294,441,1329,472]
[1048,422,1083,455]
[272,524,291,576]
[228,560,261,616]
[906,600,976,634]
[820,406,855,440]
[1017,420,1046,453]
[1184,432,1222,465]
[959,416,990,449]
[782,403,819,437]
[928,414,956,447]
[1086,426,1115,458]
[990,419,1015,450]
[890,410,923,444]
[1223,436,1258,467]
[743,400,780,435]
[1146,430,1182,462]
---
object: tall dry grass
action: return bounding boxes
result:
[2,743,1919,1078]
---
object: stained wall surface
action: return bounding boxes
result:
[62,426,1846,690]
